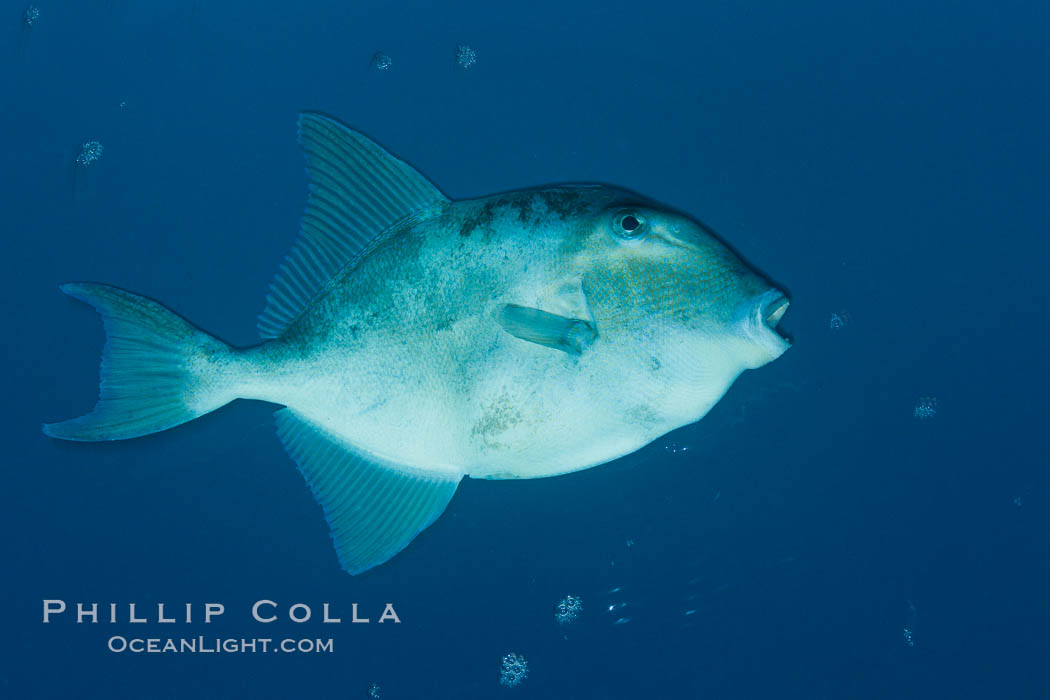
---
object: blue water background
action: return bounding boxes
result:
[2,0,1049,697]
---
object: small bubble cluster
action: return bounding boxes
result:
[456,44,478,69]
[366,682,380,698]
[829,310,851,331]
[76,141,104,167]
[554,595,583,625]
[24,3,39,27]
[1014,496,1023,508]
[663,442,689,454]
[499,652,528,688]
[903,601,918,647]
[371,51,392,71]
[913,396,938,420]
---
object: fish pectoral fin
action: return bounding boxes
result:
[275,409,461,575]
[497,304,598,355]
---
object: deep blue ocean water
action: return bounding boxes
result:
[3,0,1049,698]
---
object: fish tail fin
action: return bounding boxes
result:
[43,283,242,442]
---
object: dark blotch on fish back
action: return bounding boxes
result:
[458,188,589,239]
[458,199,500,238]
[540,189,589,219]
[511,195,532,225]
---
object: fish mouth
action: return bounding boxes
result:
[762,293,790,336]
[737,289,791,366]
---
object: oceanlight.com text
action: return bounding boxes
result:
[107,636,334,654]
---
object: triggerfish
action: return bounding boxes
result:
[44,113,791,574]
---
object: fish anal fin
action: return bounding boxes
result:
[275,409,461,575]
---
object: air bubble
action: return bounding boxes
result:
[903,600,918,648]
[554,595,583,625]
[456,44,478,69]
[371,51,392,71]
[499,652,528,688]
[829,310,851,331]
[913,396,938,420]
[76,141,104,167]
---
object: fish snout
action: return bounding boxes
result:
[734,289,791,368]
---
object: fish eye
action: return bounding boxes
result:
[612,210,647,239]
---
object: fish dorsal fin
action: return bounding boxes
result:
[275,408,462,574]
[258,113,450,338]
